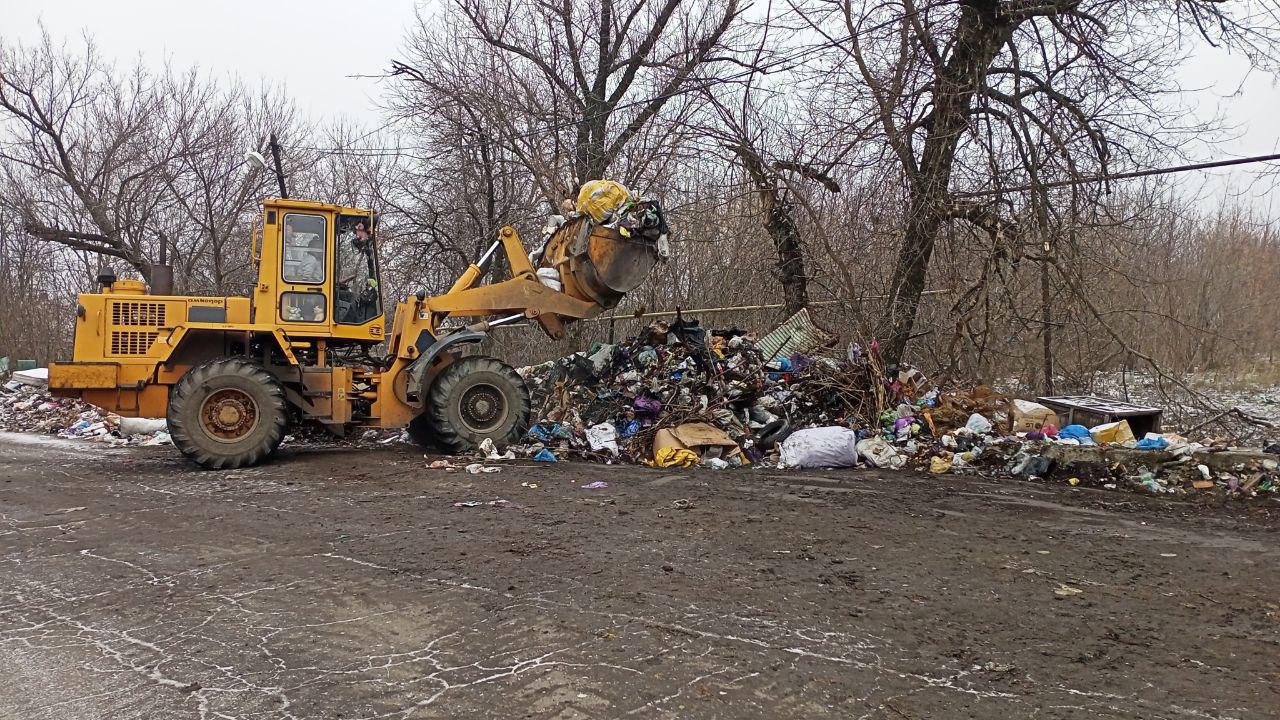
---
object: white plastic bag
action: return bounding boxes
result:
[856,437,905,469]
[586,422,619,455]
[779,427,859,469]
[478,437,515,461]
[965,413,993,435]
[536,267,563,291]
[116,417,168,435]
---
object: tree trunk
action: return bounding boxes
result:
[739,149,809,315]
[882,199,945,363]
[1040,249,1054,394]
[880,2,1017,365]
[575,97,610,183]
[764,194,810,316]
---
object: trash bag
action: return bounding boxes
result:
[1009,450,1053,477]
[586,422,619,454]
[669,317,708,353]
[576,180,630,222]
[587,344,616,375]
[779,427,858,469]
[117,417,167,435]
[536,267,563,291]
[633,394,662,417]
[1057,424,1094,445]
[1135,434,1169,451]
[965,413,993,434]
[856,437,906,469]
[654,447,699,467]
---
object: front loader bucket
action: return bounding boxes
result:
[540,210,666,310]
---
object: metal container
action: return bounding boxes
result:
[1035,395,1163,437]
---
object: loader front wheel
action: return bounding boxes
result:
[421,355,530,454]
[168,357,288,469]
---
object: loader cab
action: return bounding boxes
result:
[257,199,384,343]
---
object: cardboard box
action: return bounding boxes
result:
[1010,399,1059,433]
[1090,419,1135,445]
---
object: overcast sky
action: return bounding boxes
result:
[2,0,1276,210]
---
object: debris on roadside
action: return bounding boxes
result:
[465,463,502,475]
[452,499,510,508]
[517,309,892,469]
[779,426,859,470]
[0,372,171,446]
[478,438,515,461]
[504,310,1278,501]
[3,345,1276,505]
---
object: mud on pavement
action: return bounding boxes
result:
[0,432,1277,719]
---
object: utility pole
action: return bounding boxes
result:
[268,134,289,199]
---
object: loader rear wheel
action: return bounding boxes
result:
[419,355,530,454]
[168,357,288,469]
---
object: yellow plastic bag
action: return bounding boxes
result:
[653,447,699,468]
[929,455,953,474]
[576,180,630,222]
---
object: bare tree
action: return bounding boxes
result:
[156,73,300,295]
[391,0,745,199]
[0,30,310,294]
[694,79,846,314]
[0,31,173,279]
[793,0,1280,365]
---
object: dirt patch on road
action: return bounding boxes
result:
[1,435,1277,719]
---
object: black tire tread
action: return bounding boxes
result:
[167,357,288,470]
[420,355,530,454]
[406,412,435,450]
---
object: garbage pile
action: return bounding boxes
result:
[877,390,1274,496]
[0,371,171,446]
[517,311,915,467]
[512,313,1279,500]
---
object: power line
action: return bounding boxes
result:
[581,291,951,323]
[955,152,1280,197]
[307,37,847,159]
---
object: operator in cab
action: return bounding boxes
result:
[336,220,380,323]
[297,238,325,282]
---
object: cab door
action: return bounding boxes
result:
[275,210,334,335]
[330,211,385,341]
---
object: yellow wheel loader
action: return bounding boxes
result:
[48,195,667,468]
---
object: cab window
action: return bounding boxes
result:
[280,292,327,323]
[281,214,327,284]
[334,214,382,324]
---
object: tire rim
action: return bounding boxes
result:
[200,388,260,443]
[459,383,508,433]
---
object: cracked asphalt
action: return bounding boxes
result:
[0,431,1277,719]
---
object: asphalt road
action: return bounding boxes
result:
[1,432,1277,719]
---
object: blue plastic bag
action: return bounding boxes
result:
[1058,424,1095,445]
[533,448,557,462]
[1136,435,1169,451]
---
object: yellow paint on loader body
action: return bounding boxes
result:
[47,197,638,449]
